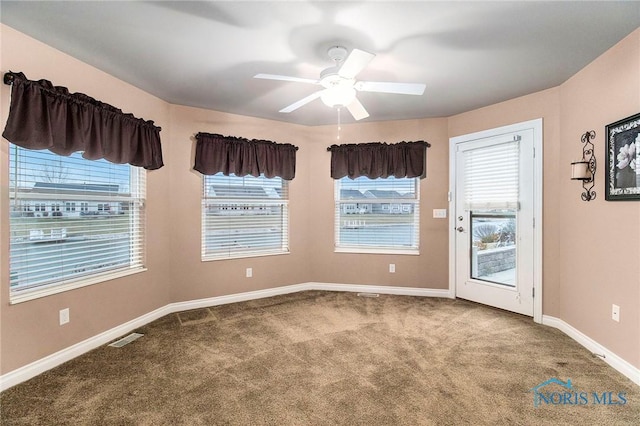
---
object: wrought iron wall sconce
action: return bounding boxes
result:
[571,130,596,201]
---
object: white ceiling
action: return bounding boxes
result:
[2,1,639,126]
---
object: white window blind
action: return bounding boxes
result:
[202,173,289,260]
[464,140,520,211]
[335,176,419,253]
[9,144,146,300]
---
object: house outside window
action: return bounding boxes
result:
[8,144,146,303]
[202,173,289,260]
[335,176,419,254]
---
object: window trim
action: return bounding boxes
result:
[9,267,147,305]
[201,249,289,263]
[334,247,420,256]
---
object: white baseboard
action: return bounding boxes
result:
[0,304,173,392]
[168,283,452,314]
[307,282,453,299]
[8,286,634,392]
[0,282,448,391]
[542,315,640,386]
[168,283,311,313]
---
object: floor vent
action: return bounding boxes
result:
[357,292,380,298]
[177,308,213,326]
[108,332,144,348]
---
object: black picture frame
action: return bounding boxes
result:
[605,112,640,201]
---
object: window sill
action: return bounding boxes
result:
[9,267,147,305]
[334,247,419,256]
[202,250,290,262]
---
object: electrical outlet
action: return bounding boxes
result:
[246,267,253,278]
[389,263,395,273]
[59,308,70,325]
[612,304,620,322]
[433,209,447,218]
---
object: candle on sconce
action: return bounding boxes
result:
[571,160,590,180]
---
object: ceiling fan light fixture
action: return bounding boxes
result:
[321,86,356,108]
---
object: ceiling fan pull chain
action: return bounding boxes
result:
[337,107,342,140]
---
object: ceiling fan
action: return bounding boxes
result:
[254,46,426,121]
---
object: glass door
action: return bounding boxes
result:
[454,130,534,317]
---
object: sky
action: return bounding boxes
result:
[9,144,132,193]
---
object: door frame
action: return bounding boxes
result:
[448,118,543,323]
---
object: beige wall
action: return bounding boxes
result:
[0,25,174,373]
[167,105,312,302]
[306,119,450,288]
[557,29,639,368]
[165,107,450,301]
[1,24,639,377]
[449,29,640,369]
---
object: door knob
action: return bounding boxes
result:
[456,226,464,232]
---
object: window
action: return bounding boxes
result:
[9,144,146,302]
[202,173,289,260]
[335,176,419,254]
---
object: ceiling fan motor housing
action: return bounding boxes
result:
[320,68,354,88]
[327,46,348,63]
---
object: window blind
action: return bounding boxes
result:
[9,144,146,298]
[464,141,520,211]
[202,173,289,260]
[335,176,419,253]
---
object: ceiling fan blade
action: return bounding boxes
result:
[338,49,375,79]
[279,90,324,113]
[254,73,319,85]
[346,97,369,121]
[355,81,426,95]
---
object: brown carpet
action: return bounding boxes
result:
[1,291,638,425]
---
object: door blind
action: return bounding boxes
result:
[464,140,519,211]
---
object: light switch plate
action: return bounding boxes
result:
[612,304,620,322]
[433,209,447,218]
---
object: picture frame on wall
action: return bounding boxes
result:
[605,112,640,201]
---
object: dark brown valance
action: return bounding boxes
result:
[194,133,298,180]
[2,71,164,170]
[327,141,430,179]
